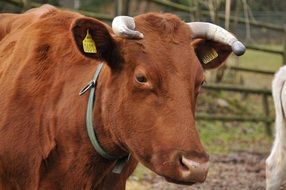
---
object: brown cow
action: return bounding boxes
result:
[0,5,245,190]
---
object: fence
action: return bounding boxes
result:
[1,0,285,135]
[201,84,273,135]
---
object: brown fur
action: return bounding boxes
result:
[0,5,232,189]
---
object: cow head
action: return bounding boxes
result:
[71,13,245,185]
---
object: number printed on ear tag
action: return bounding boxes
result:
[202,48,218,64]
[83,29,97,53]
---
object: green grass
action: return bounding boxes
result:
[197,120,273,155]
[240,49,283,71]
[239,48,283,88]
[209,47,284,89]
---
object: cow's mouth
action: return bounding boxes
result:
[164,176,197,185]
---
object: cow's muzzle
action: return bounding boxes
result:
[159,153,209,185]
[178,156,209,183]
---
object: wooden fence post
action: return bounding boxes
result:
[115,0,123,16]
[193,0,200,21]
[262,94,272,136]
[283,25,286,65]
[22,0,31,10]
[124,0,130,15]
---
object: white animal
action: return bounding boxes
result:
[266,66,286,190]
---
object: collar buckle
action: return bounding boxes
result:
[79,80,96,96]
[80,63,130,174]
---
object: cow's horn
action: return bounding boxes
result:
[187,22,245,56]
[112,16,144,39]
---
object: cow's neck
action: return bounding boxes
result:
[90,65,128,160]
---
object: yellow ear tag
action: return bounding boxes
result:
[82,30,97,53]
[202,48,218,64]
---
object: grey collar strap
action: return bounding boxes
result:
[79,63,130,174]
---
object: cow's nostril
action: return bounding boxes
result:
[179,157,190,171]
[178,156,209,183]
[181,156,200,170]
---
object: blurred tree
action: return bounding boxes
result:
[34,0,59,6]
[247,0,286,11]
[22,0,31,10]
[59,0,75,8]
[79,0,113,12]
[169,0,286,12]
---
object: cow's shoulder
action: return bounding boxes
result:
[0,5,57,41]
[25,4,57,17]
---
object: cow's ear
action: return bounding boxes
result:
[192,39,232,70]
[71,17,121,69]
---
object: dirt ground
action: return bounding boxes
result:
[127,150,286,190]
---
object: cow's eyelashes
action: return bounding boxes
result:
[135,74,148,84]
[134,69,152,89]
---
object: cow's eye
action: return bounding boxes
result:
[135,74,148,83]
